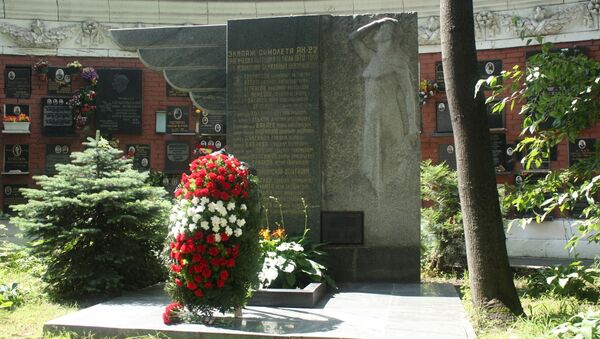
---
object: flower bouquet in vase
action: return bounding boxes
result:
[3,114,30,132]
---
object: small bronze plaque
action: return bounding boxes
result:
[321,211,364,245]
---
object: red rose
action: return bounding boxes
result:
[163,312,171,325]
[186,281,197,290]
[220,192,230,201]
[228,174,236,182]
[218,167,226,175]
[216,175,225,182]
[202,268,212,278]
[220,233,229,242]
[198,169,206,176]
[204,282,213,289]
[194,289,204,297]
[208,172,217,180]
[208,247,219,256]
[217,279,225,288]
[206,234,215,244]
[170,264,181,273]
[194,275,202,282]
[175,278,182,287]
[220,270,229,281]
[226,259,235,268]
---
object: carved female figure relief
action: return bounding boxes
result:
[350,18,418,193]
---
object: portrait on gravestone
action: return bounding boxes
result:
[350,17,419,193]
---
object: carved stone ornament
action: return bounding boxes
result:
[589,0,600,16]
[514,5,593,37]
[418,16,440,45]
[475,11,502,36]
[76,20,111,47]
[0,19,77,48]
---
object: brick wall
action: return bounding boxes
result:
[2,39,600,208]
[419,39,600,185]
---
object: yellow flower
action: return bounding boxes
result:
[259,228,270,240]
[271,228,285,239]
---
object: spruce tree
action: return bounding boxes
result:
[11,132,171,299]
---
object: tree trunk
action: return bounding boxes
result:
[439,0,523,315]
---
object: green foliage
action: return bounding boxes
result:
[487,42,600,248]
[11,133,171,300]
[259,198,334,289]
[0,282,24,310]
[551,310,600,339]
[524,260,600,302]
[420,160,465,271]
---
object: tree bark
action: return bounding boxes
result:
[439,0,523,315]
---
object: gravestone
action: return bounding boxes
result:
[569,138,596,166]
[42,97,74,136]
[125,144,151,171]
[47,67,72,95]
[165,141,190,173]
[3,184,27,214]
[45,144,71,175]
[3,144,29,173]
[96,69,143,134]
[111,13,421,282]
[4,104,30,119]
[4,66,31,99]
[166,105,190,134]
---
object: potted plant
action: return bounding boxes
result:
[32,59,49,81]
[3,114,30,132]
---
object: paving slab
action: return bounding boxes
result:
[44,283,475,339]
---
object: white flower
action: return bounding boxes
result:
[200,221,209,230]
[292,243,304,252]
[234,228,243,237]
[169,214,177,222]
[212,224,220,233]
[214,233,221,243]
[240,204,247,211]
[208,202,216,212]
[191,197,199,205]
[179,199,188,206]
[192,214,200,223]
[189,223,197,232]
[228,215,237,223]
[211,216,221,228]
[225,226,233,236]
[220,218,228,227]
[195,205,205,213]
[177,210,186,220]
[175,221,182,229]
[200,197,209,205]
[216,200,224,208]
[227,202,235,211]
[276,243,290,251]
[236,219,246,227]
[187,207,195,217]
[283,262,296,273]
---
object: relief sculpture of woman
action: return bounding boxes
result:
[350,17,418,193]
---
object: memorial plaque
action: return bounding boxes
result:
[505,143,516,172]
[125,144,151,171]
[438,144,456,170]
[162,174,181,195]
[435,101,452,133]
[197,135,226,152]
[3,144,29,173]
[96,69,143,134]
[165,141,190,173]
[321,211,364,245]
[435,61,445,91]
[4,66,31,99]
[47,67,72,95]
[490,133,507,172]
[166,105,190,134]
[3,184,27,214]
[486,100,505,129]
[42,97,74,136]
[4,104,30,120]
[569,138,596,166]
[199,111,227,134]
[45,144,71,175]
[166,83,189,97]
[517,142,552,171]
[478,60,502,78]
[227,16,321,236]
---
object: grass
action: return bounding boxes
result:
[0,262,79,338]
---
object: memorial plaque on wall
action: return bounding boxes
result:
[478,60,502,78]
[3,144,29,173]
[3,184,27,214]
[435,101,452,133]
[198,135,226,152]
[435,61,445,91]
[4,104,30,119]
[438,144,456,170]
[4,66,31,99]
[490,133,507,172]
[166,106,190,134]
[96,69,143,134]
[486,100,505,129]
[166,83,189,97]
[45,144,71,175]
[504,143,516,172]
[162,174,181,195]
[569,138,596,166]
[227,16,321,236]
[165,142,190,173]
[125,144,151,171]
[47,67,73,95]
[199,111,227,134]
[42,97,74,135]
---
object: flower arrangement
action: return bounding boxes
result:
[66,60,83,74]
[69,87,96,128]
[32,59,49,75]
[419,79,439,106]
[164,152,261,324]
[3,114,30,123]
[162,302,183,324]
[80,67,99,85]
[258,197,334,289]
